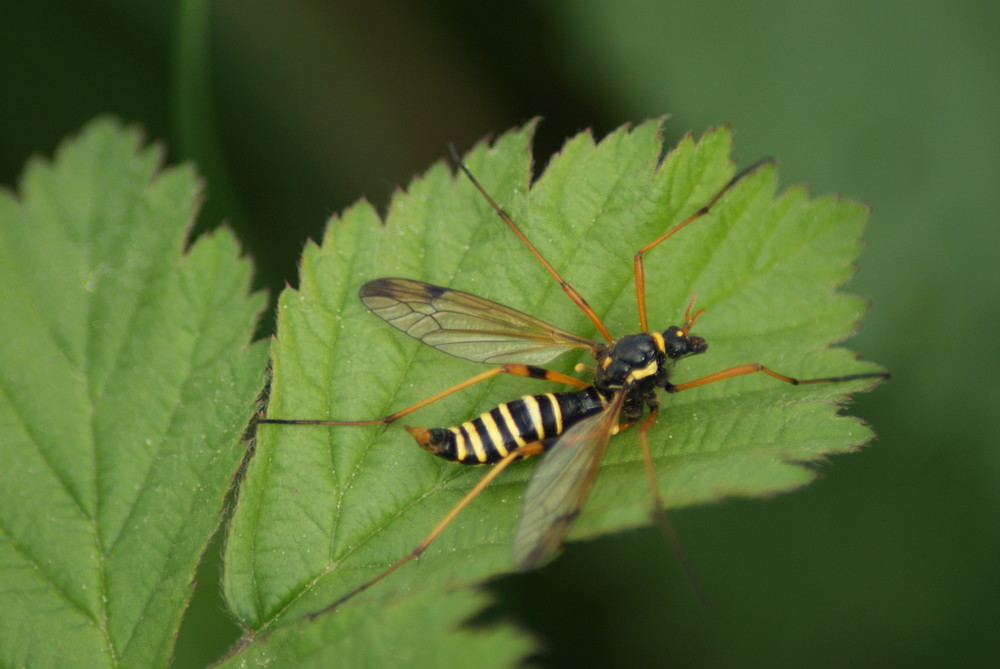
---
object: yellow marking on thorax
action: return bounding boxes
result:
[651,331,666,353]
[628,359,660,382]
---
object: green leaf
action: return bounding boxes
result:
[227,120,885,637]
[0,118,267,668]
[216,586,533,668]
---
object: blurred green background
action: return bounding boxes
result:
[3,1,996,666]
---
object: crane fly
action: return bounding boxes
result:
[259,142,889,616]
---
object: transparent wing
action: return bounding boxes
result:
[360,278,600,365]
[512,389,627,570]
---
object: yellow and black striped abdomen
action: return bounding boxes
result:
[406,387,607,464]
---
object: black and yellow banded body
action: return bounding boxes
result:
[407,387,609,464]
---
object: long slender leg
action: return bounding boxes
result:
[449,144,614,343]
[636,407,710,607]
[634,158,777,332]
[259,364,589,426]
[669,363,889,394]
[308,440,546,618]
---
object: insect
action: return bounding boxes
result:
[259,144,888,616]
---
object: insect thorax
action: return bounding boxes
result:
[593,327,708,422]
[594,333,669,391]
